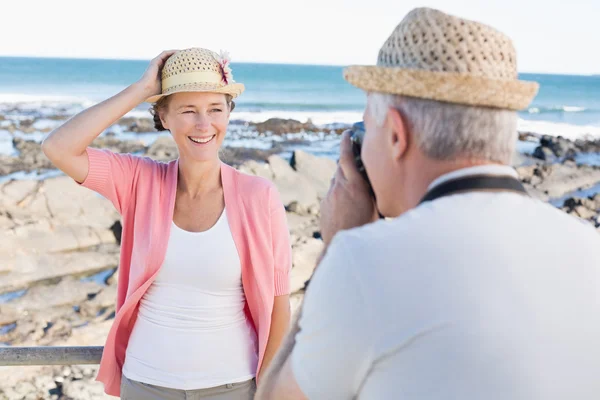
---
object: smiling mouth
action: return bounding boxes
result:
[188,135,216,144]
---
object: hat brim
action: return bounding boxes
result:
[145,82,245,104]
[343,66,539,111]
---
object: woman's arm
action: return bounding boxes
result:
[258,294,291,380]
[41,50,175,183]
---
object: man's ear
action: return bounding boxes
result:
[387,107,409,161]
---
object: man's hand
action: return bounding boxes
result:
[320,130,379,246]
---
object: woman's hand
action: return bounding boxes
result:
[136,50,178,98]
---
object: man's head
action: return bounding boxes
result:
[361,93,518,216]
[344,7,539,217]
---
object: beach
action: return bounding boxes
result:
[1,58,600,399]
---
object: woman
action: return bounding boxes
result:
[42,48,292,399]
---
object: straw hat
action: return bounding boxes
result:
[145,48,245,103]
[344,8,539,110]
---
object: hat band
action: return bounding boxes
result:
[162,71,224,89]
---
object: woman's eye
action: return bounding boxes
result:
[183,110,195,114]
[211,109,223,113]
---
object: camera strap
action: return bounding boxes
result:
[419,174,528,205]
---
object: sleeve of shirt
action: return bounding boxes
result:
[80,147,140,215]
[290,233,375,399]
[268,184,292,296]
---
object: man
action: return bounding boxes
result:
[256,7,600,400]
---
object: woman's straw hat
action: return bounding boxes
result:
[344,8,539,110]
[145,48,245,103]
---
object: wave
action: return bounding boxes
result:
[525,105,591,114]
[0,93,95,106]
[234,102,363,112]
[517,118,600,140]
[231,110,362,125]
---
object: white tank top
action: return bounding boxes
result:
[122,208,258,390]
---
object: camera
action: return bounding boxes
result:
[349,121,385,219]
[349,121,372,190]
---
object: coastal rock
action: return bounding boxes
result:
[291,238,324,293]
[267,155,320,210]
[561,195,600,226]
[532,146,556,162]
[146,135,178,161]
[251,118,318,135]
[11,137,55,172]
[0,136,146,177]
[6,277,104,312]
[237,160,274,181]
[531,134,600,163]
[290,150,337,198]
[219,146,280,167]
[17,119,36,134]
[0,245,119,293]
[285,213,320,240]
[575,138,600,153]
[126,118,155,133]
[80,284,118,319]
[91,136,146,154]
[517,163,600,201]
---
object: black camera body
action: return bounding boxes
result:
[349,121,369,182]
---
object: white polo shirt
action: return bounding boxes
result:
[292,165,600,399]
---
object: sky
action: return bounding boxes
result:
[1,0,598,75]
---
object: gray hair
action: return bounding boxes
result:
[367,93,518,164]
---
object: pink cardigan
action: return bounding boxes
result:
[81,147,292,397]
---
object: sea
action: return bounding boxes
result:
[0,56,599,159]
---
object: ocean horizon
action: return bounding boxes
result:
[1,55,600,139]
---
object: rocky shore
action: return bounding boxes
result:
[1,114,600,399]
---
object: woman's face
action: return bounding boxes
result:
[160,92,230,162]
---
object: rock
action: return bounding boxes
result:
[91,136,146,154]
[0,176,120,284]
[251,118,318,135]
[575,138,600,153]
[291,238,324,293]
[532,145,555,161]
[6,277,104,312]
[5,138,55,174]
[534,164,600,199]
[0,305,19,326]
[219,146,279,167]
[146,135,178,161]
[126,118,155,133]
[61,378,113,400]
[267,155,319,210]
[561,196,600,225]
[60,319,113,347]
[5,221,115,255]
[517,163,600,201]
[573,205,597,220]
[0,244,119,293]
[290,150,336,198]
[237,160,273,181]
[80,285,118,319]
[542,135,577,157]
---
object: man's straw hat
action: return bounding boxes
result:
[344,8,539,110]
[145,48,245,103]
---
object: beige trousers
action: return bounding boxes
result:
[120,375,256,400]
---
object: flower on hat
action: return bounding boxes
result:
[215,50,234,85]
